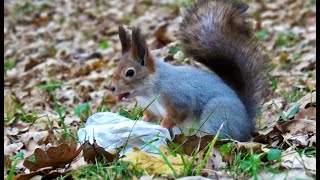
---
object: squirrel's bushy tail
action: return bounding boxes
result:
[177,0,270,120]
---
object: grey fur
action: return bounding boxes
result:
[153,58,251,141]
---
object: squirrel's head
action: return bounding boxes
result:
[111,26,155,100]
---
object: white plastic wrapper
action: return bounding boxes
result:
[77,112,172,154]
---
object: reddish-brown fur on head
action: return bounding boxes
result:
[111,26,155,100]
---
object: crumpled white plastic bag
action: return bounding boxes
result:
[77,112,172,154]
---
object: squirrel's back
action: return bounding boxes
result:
[177,0,270,123]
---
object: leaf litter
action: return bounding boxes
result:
[4,0,316,179]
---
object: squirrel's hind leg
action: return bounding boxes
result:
[200,97,250,141]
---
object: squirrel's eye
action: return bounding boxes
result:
[125,69,135,77]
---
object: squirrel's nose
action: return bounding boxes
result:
[110,86,115,92]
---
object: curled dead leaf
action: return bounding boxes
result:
[82,141,117,164]
[23,137,82,171]
[16,121,31,132]
[276,119,315,135]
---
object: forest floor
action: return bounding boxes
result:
[4,0,316,179]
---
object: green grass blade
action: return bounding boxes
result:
[195,123,224,175]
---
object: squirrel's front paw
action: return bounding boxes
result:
[161,114,177,136]
[142,110,156,122]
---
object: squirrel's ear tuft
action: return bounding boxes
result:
[118,26,131,54]
[131,27,155,71]
[131,27,147,65]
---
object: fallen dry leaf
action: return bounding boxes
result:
[276,119,315,135]
[70,157,88,170]
[203,147,227,170]
[82,141,117,164]
[255,168,313,180]
[12,171,40,180]
[12,170,70,180]
[16,121,31,132]
[23,137,82,171]
[294,107,316,120]
[297,92,316,109]
[121,146,187,176]
[281,150,316,176]
[4,142,24,156]
[6,127,19,136]
[255,118,316,148]
[168,134,215,156]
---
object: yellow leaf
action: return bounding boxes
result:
[121,145,188,177]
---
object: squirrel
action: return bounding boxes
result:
[110,0,270,141]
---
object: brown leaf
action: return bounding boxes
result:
[258,118,316,148]
[12,171,40,180]
[169,134,212,155]
[82,141,118,164]
[12,170,70,180]
[169,134,232,155]
[284,133,316,147]
[236,142,263,153]
[294,107,316,120]
[276,119,315,135]
[16,121,31,132]
[23,137,82,171]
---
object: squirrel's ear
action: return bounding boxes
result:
[234,2,249,13]
[131,27,155,71]
[118,26,131,54]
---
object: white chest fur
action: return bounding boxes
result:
[135,95,166,117]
